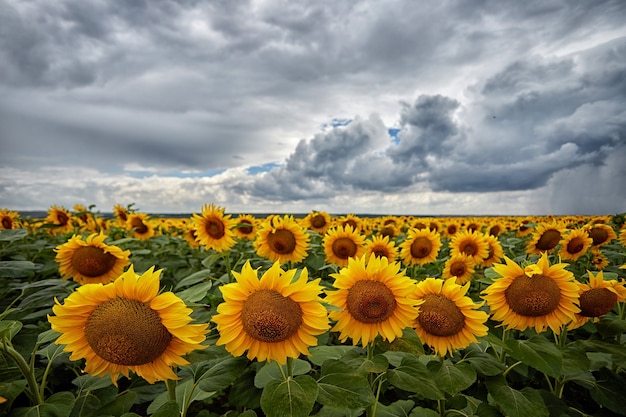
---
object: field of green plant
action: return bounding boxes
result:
[0,206,625,417]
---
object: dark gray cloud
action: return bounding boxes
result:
[1,0,625,214]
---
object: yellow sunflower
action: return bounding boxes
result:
[590,249,609,270]
[442,254,475,285]
[213,261,329,364]
[192,204,237,252]
[55,233,131,285]
[45,205,73,235]
[233,214,258,241]
[126,213,156,240]
[482,253,580,333]
[325,254,421,346]
[443,221,461,238]
[48,266,209,385]
[480,234,505,267]
[413,277,489,356]
[304,211,332,234]
[449,230,490,265]
[0,209,21,230]
[254,215,310,264]
[399,228,442,267]
[323,225,366,267]
[567,270,626,330]
[363,234,398,261]
[526,222,565,255]
[619,228,626,248]
[584,223,617,248]
[558,229,593,262]
[338,214,364,234]
[183,225,201,249]
[112,204,130,226]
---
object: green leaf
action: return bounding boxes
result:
[174,269,215,290]
[0,379,27,403]
[0,228,28,241]
[197,356,249,392]
[505,335,562,378]
[37,342,69,363]
[0,261,37,278]
[375,399,415,417]
[341,351,389,374]
[595,316,626,339]
[308,346,358,367]
[486,376,548,417]
[0,320,22,341]
[37,329,61,345]
[91,391,136,417]
[260,375,318,417]
[150,400,181,417]
[316,373,375,409]
[428,360,477,395]
[71,374,114,393]
[408,406,440,417]
[463,349,506,376]
[561,343,591,376]
[12,392,76,417]
[175,281,213,304]
[386,357,444,400]
[589,367,626,415]
[255,359,311,389]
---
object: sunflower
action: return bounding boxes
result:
[213,261,328,364]
[399,228,442,266]
[323,225,366,267]
[0,209,20,230]
[558,229,593,262]
[567,271,626,330]
[254,215,310,264]
[619,228,626,248]
[304,211,332,234]
[443,221,461,238]
[233,214,258,241]
[192,204,237,252]
[442,254,475,285]
[127,213,156,240]
[183,224,201,249]
[325,254,421,346]
[480,234,505,267]
[45,205,73,235]
[516,219,534,237]
[55,233,131,285]
[338,214,364,234]
[590,249,609,270]
[112,204,130,226]
[412,277,489,356]
[584,223,617,248]
[364,234,398,261]
[482,253,580,333]
[449,230,489,265]
[526,222,565,255]
[48,266,209,385]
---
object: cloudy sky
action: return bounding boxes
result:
[1,0,625,216]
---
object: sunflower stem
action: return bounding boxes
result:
[0,338,43,405]
[166,378,177,402]
[275,360,289,381]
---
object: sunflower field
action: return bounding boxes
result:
[1,204,626,417]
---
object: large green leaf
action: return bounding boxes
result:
[12,392,76,417]
[428,360,477,395]
[0,320,22,341]
[254,359,311,389]
[375,399,415,417]
[260,375,318,417]
[91,391,136,417]
[386,357,444,400]
[308,346,358,367]
[196,355,249,392]
[505,335,562,378]
[486,376,548,417]
[462,350,506,376]
[316,373,375,409]
[589,367,626,415]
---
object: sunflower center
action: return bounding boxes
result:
[462,241,477,256]
[267,229,297,254]
[449,261,467,278]
[332,237,358,259]
[85,298,172,366]
[130,217,148,234]
[489,225,501,236]
[57,212,69,225]
[417,294,465,337]
[2,217,13,229]
[238,221,253,235]
[242,289,303,343]
[346,280,396,323]
[71,246,117,277]
[311,214,327,228]
[579,288,617,317]
[410,237,432,258]
[588,227,608,246]
[505,274,561,317]
[380,226,395,238]
[566,237,586,254]
[536,230,561,251]
[343,220,358,230]
[204,218,225,239]
[372,246,389,258]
